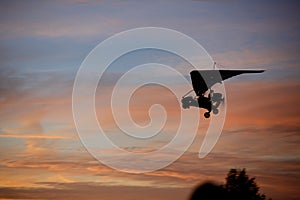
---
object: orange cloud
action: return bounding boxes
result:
[224,81,300,127]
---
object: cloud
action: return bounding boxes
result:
[224,81,300,127]
[1,136,299,200]
[0,68,77,162]
[0,1,123,38]
[0,183,190,200]
[0,134,69,139]
[213,46,300,69]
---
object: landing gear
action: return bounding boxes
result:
[182,88,223,118]
[204,112,210,118]
[181,96,196,109]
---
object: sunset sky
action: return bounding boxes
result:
[1,0,300,200]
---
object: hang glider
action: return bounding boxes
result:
[181,69,265,118]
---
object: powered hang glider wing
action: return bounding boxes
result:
[181,69,265,118]
[190,69,265,96]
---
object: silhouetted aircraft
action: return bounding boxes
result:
[181,69,265,118]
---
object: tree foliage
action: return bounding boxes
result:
[224,168,271,200]
[190,168,271,200]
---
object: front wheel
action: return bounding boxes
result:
[204,112,210,118]
[213,109,219,115]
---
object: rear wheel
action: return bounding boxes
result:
[213,109,219,115]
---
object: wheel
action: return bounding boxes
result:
[213,109,219,115]
[204,112,210,118]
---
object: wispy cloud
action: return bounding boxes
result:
[0,183,189,200]
[0,134,69,139]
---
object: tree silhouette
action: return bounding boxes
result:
[190,168,271,200]
[224,168,271,200]
[190,182,228,200]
